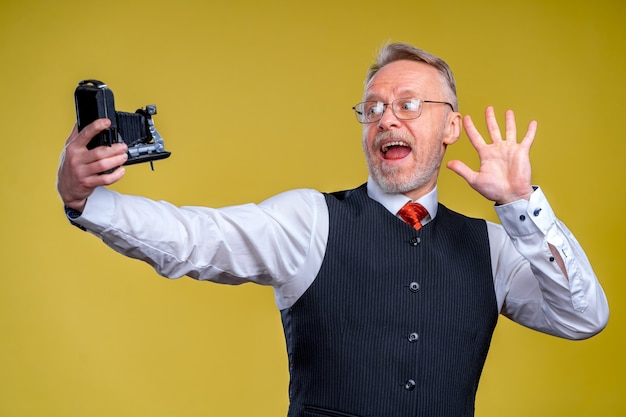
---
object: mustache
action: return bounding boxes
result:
[373,131,412,148]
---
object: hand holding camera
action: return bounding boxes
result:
[58,80,172,212]
[58,119,128,212]
[74,79,171,169]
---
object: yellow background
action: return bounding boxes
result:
[1,0,624,415]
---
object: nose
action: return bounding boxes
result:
[377,104,401,130]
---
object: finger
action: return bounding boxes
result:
[96,166,127,186]
[68,118,112,149]
[85,151,129,176]
[505,109,517,142]
[485,106,503,142]
[520,119,538,148]
[462,114,487,149]
[89,141,129,160]
[446,160,477,185]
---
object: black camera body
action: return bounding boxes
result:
[74,79,171,166]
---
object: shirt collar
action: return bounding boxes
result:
[366,176,439,225]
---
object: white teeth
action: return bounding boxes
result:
[381,141,409,153]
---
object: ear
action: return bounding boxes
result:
[443,111,462,146]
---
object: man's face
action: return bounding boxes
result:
[362,60,459,199]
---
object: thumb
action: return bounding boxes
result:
[446,160,476,184]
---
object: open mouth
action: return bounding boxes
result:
[381,141,412,160]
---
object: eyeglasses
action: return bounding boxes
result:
[352,98,454,124]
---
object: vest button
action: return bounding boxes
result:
[409,236,421,246]
[408,282,420,292]
[408,332,419,342]
[404,379,416,391]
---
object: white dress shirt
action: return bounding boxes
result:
[73,178,608,340]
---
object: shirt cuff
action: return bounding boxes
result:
[494,186,556,237]
[67,187,117,234]
[64,205,86,231]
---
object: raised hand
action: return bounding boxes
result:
[57,119,128,212]
[446,106,537,205]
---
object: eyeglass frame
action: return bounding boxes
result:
[352,98,454,124]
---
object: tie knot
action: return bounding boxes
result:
[398,202,429,230]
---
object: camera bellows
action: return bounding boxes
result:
[74,79,171,167]
[116,112,149,147]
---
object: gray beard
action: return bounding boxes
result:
[368,160,436,194]
[364,130,441,195]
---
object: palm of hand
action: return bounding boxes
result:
[447,107,536,205]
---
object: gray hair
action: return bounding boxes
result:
[365,42,458,111]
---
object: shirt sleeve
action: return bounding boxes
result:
[71,186,329,309]
[489,187,609,339]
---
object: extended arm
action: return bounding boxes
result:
[57,120,328,310]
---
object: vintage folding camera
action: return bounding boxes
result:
[74,79,171,168]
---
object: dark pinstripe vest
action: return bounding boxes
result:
[281,184,498,417]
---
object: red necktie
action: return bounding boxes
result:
[398,202,429,231]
